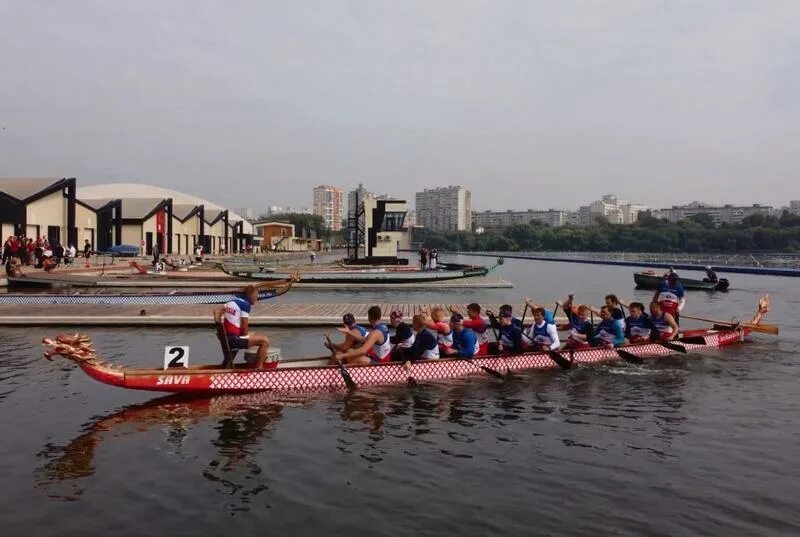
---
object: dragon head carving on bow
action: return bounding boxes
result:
[42,334,98,363]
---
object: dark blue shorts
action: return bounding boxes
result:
[227,335,251,349]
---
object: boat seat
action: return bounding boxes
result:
[215,323,238,369]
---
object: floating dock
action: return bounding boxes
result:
[0,302,541,327]
[454,252,800,277]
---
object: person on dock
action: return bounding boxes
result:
[309,250,316,264]
[326,313,369,354]
[624,302,653,343]
[591,306,625,348]
[403,313,440,360]
[333,306,392,365]
[423,306,454,355]
[524,307,560,351]
[5,256,23,277]
[452,303,489,355]
[441,313,479,358]
[83,239,92,264]
[653,272,685,323]
[389,310,415,358]
[418,248,427,270]
[559,297,593,350]
[648,302,680,341]
[213,285,271,368]
[704,266,719,283]
[65,243,76,265]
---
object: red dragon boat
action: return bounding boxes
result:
[43,298,775,396]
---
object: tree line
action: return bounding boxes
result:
[418,211,800,253]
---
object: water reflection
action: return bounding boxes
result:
[34,393,286,503]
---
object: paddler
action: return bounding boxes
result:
[326,312,370,354]
[559,294,593,350]
[624,301,653,343]
[404,313,440,360]
[495,309,525,354]
[441,313,479,358]
[423,306,454,355]
[523,307,560,351]
[459,303,490,355]
[654,271,685,323]
[648,301,680,341]
[524,297,557,324]
[591,306,625,348]
[332,306,392,365]
[389,310,414,360]
[213,285,271,368]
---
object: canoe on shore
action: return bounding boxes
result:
[43,325,757,395]
[634,271,730,291]
[1,277,296,305]
[219,260,502,284]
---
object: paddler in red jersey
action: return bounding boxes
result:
[654,272,686,323]
[213,285,271,368]
[451,303,489,355]
[648,301,680,341]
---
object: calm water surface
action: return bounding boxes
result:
[1,255,799,536]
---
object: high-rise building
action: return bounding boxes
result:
[312,185,344,231]
[415,186,472,232]
[347,183,370,220]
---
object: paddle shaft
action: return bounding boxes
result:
[680,314,779,335]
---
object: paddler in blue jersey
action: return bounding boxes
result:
[441,313,479,358]
[591,306,625,348]
[405,313,440,360]
[496,309,525,354]
[624,302,653,343]
[332,306,392,365]
[325,312,369,354]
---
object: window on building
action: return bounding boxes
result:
[381,212,406,231]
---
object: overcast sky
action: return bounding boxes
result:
[1,1,798,212]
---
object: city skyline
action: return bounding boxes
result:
[1,2,798,212]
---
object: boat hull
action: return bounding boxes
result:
[0,288,281,305]
[223,268,489,283]
[633,272,729,291]
[71,329,744,394]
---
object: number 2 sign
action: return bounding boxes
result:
[163,346,190,369]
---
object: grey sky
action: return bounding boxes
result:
[1,0,798,212]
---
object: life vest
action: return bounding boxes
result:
[419,328,440,359]
[651,314,674,339]
[529,321,554,347]
[568,317,592,343]
[594,320,617,345]
[371,323,392,361]
[657,283,683,315]
[436,325,453,347]
[467,316,490,344]
[499,325,518,349]
[627,316,651,340]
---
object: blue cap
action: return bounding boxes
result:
[450,313,464,324]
